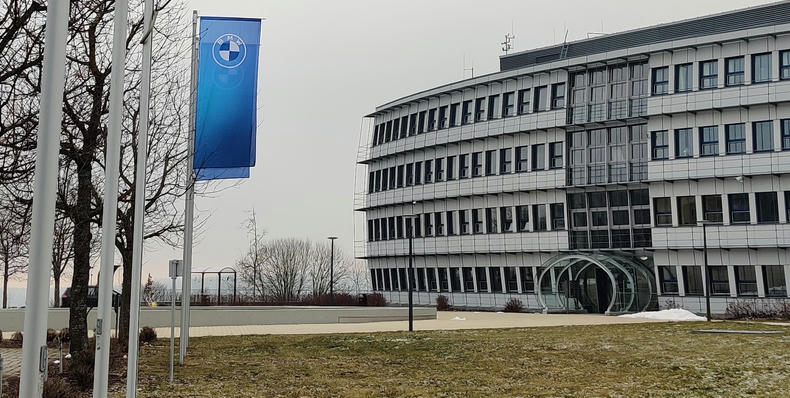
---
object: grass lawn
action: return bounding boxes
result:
[124,322,789,397]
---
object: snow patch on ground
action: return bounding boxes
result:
[451,316,466,321]
[619,308,706,321]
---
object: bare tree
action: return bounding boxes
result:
[51,212,74,308]
[0,191,30,308]
[341,260,371,295]
[141,273,169,305]
[308,242,349,297]
[235,210,266,300]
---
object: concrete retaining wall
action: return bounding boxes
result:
[0,306,437,332]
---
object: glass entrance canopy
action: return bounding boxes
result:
[536,253,656,314]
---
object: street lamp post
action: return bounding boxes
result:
[698,220,717,322]
[408,217,414,332]
[328,236,337,305]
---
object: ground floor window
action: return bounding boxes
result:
[683,266,704,296]
[398,268,408,291]
[427,268,437,291]
[735,266,758,296]
[520,267,535,292]
[450,268,462,292]
[475,267,488,292]
[463,268,475,291]
[763,265,787,297]
[438,268,450,291]
[659,266,678,294]
[504,267,518,292]
[709,266,730,295]
[417,268,426,291]
[489,267,504,293]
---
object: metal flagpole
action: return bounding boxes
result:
[180,10,199,364]
[93,0,129,395]
[18,2,70,396]
[126,0,155,395]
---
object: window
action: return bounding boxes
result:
[533,204,547,231]
[405,217,413,239]
[396,165,404,188]
[591,211,608,226]
[500,148,512,174]
[700,126,719,156]
[388,217,396,240]
[502,92,515,117]
[461,100,472,125]
[659,266,679,294]
[675,128,693,158]
[702,195,723,223]
[471,152,482,177]
[474,98,486,122]
[434,212,444,236]
[550,203,565,230]
[654,197,672,226]
[735,266,757,296]
[700,60,718,89]
[787,192,790,222]
[752,53,771,83]
[388,166,396,189]
[392,119,400,140]
[418,111,426,133]
[446,156,455,180]
[424,159,432,183]
[485,207,498,233]
[725,57,744,86]
[380,168,388,191]
[423,213,433,237]
[630,189,649,206]
[459,210,469,234]
[414,162,422,185]
[756,192,778,223]
[571,231,589,249]
[435,157,444,182]
[652,130,668,160]
[683,266,704,296]
[438,106,447,129]
[428,109,437,131]
[459,154,469,179]
[549,142,563,169]
[517,89,530,114]
[462,268,474,291]
[728,193,750,223]
[485,150,496,176]
[446,211,455,235]
[753,121,774,152]
[520,267,534,292]
[652,67,668,94]
[515,146,528,172]
[534,86,547,112]
[782,50,790,80]
[414,216,422,238]
[400,115,408,138]
[475,267,488,291]
[677,196,697,226]
[504,267,518,292]
[472,209,483,234]
[396,216,404,239]
[516,205,529,232]
[710,266,730,295]
[500,207,513,232]
[590,230,609,249]
[725,123,746,154]
[487,95,499,119]
[449,103,459,127]
[532,144,545,170]
[551,83,565,109]
[782,119,790,150]
[675,63,692,92]
[763,265,787,297]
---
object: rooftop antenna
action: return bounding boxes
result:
[501,33,515,54]
[463,54,474,78]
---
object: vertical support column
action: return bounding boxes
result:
[19,2,70,396]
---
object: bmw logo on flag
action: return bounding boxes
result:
[212,33,247,69]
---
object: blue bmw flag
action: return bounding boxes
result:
[194,16,261,180]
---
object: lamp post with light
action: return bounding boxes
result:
[328,236,338,305]
[698,220,719,322]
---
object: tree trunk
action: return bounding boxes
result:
[2,260,8,309]
[53,276,61,308]
[118,246,133,349]
[69,160,93,354]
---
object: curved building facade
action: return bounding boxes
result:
[356,2,790,314]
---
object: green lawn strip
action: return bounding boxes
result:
[121,322,789,397]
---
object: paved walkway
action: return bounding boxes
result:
[153,311,666,337]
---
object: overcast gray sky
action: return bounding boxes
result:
[5,0,777,301]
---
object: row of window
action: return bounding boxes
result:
[652,51,790,95]
[652,120,790,160]
[370,266,537,294]
[367,142,563,194]
[567,62,650,123]
[366,203,565,242]
[567,124,649,185]
[659,264,787,297]
[371,84,567,147]
[654,191,790,226]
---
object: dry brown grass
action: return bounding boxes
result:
[119,321,789,397]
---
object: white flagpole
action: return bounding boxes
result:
[126,0,154,395]
[93,0,129,395]
[180,9,198,364]
[18,1,70,396]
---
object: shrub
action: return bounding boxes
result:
[46,328,58,344]
[68,348,95,391]
[366,293,387,307]
[139,326,157,344]
[726,298,790,320]
[504,298,524,313]
[43,378,79,398]
[59,328,70,343]
[11,331,23,342]
[436,295,451,311]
